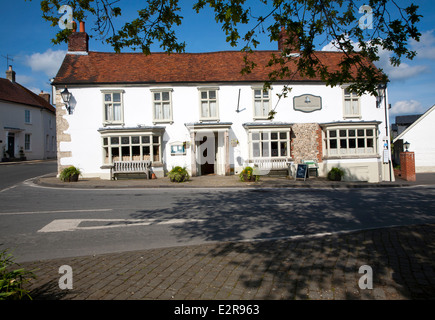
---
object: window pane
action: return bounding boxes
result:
[153,136,159,144]
[113,93,121,102]
[349,130,356,137]
[252,133,260,141]
[262,142,270,157]
[105,104,111,121]
[154,92,161,101]
[142,136,150,144]
[271,141,278,157]
[143,146,150,155]
[105,94,112,102]
[153,145,160,161]
[367,138,374,148]
[254,90,261,98]
[366,129,373,136]
[345,100,351,115]
[262,132,269,140]
[103,138,108,145]
[271,132,278,140]
[254,100,262,116]
[330,139,337,149]
[163,102,171,119]
[349,139,356,148]
[201,91,208,100]
[340,130,347,137]
[111,147,119,161]
[358,138,365,148]
[329,130,337,138]
[121,137,129,144]
[111,137,119,145]
[263,91,269,98]
[132,136,140,144]
[280,132,287,139]
[209,90,216,100]
[113,104,122,121]
[253,142,260,157]
[162,91,170,101]
[340,139,347,148]
[121,146,130,161]
[357,129,365,136]
[352,100,358,114]
[209,101,217,117]
[201,102,208,117]
[154,102,161,119]
[132,146,140,160]
[280,142,287,156]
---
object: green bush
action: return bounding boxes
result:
[239,166,260,182]
[0,249,36,300]
[327,167,345,181]
[168,166,190,182]
[60,166,81,182]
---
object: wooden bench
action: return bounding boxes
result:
[111,161,151,180]
[250,158,294,177]
[303,159,319,177]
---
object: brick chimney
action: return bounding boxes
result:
[6,65,16,83]
[39,90,51,104]
[68,21,89,53]
[278,27,300,52]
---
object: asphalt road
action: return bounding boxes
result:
[0,162,435,263]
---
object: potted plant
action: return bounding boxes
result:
[239,166,260,182]
[60,166,81,182]
[19,147,26,161]
[168,166,189,183]
[327,167,345,181]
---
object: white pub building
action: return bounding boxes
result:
[52,23,393,183]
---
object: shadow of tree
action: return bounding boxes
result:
[129,187,435,299]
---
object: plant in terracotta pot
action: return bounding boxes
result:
[168,166,189,183]
[239,166,260,182]
[60,166,82,182]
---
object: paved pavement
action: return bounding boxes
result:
[12,173,435,301]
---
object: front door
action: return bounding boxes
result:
[7,133,15,158]
[198,133,217,175]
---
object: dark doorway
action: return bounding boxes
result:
[198,133,217,175]
[7,133,15,158]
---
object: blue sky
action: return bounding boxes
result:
[1,0,435,124]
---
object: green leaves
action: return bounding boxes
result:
[0,249,36,300]
[35,0,421,114]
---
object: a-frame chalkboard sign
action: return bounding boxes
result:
[295,164,308,181]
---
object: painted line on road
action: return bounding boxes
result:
[37,218,205,233]
[0,185,18,193]
[0,209,113,216]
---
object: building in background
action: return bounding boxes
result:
[0,66,56,162]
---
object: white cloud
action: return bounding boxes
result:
[322,37,430,81]
[25,49,66,78]
[410,30,435,60]
[390,100,426,116]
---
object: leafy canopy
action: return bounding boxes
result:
[33,0,421,108]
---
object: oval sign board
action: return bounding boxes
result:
[293,94,322,113]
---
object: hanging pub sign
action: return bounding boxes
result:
[293,94,322,113]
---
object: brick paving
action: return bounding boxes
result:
[19,223,435,300]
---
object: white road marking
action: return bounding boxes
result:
[38,218,205,233]
[0,209,113,216]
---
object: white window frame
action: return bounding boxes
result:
[252,87,271,120]
[24,133,31,151]
[249,129,290,159]
[102,90,124,126]
[101,133,162,164]
[342,86,361,119]
[24,110,31,124]
[198,88,219,121]
[324,125,378,158]
[151,89,173,124]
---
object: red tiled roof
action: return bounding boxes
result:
[0,78,55,113]
[53,50,375,85]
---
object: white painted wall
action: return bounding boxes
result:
[57,82,390,181]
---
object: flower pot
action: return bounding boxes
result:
[68,174,79,182]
